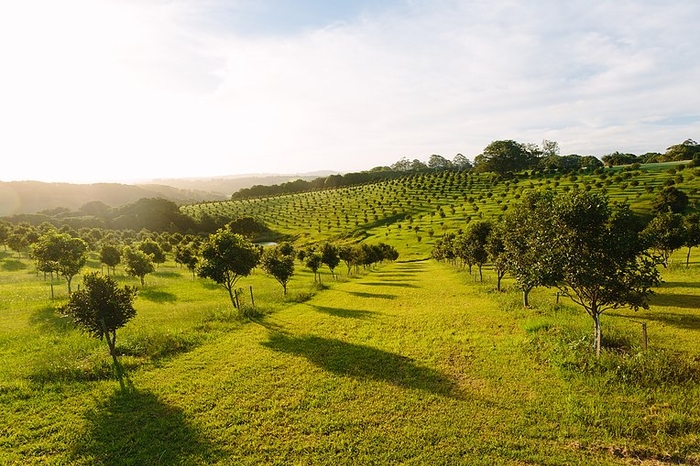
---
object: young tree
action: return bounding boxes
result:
[642,211,686,268]
[56,236,89,294]
[683,213,700,267]
[485,222,508,292]
[501,191,561,307]
[122,246,155,286]
[261,247,295,295]
[320,243,340,279]
[549,191,661,357]
[304,252,323,283]
[174,243,199,278]
[100,244,121,276]
[138,239,166,267]
[463,220,492,282]
[61,272,137,389]
[651,186,689,214]
[338,245,359,276]
[197,228,260,310]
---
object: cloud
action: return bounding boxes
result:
[0,0,699,182]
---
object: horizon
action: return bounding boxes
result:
[1,0,699,184]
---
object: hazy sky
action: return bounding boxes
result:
[1,0,699,183]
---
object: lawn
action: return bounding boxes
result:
[1,249,699,465]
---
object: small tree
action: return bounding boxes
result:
[197,228,260,310]
[549,191,661,357]
[683,213,700,267]
[304,252,323,282]
[261,247,295,295]
[485,222,508,292]
[174,243,199,279]
[642,211,686,268]
[138,239,166,267]
[501,191,561,307]
[61,272,137,389]
[320,243,340,279]
[122,246,155,286]
[100,244,121,276]
[56,236,89,294]
[652,186,689,214]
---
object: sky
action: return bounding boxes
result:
[0,0,699,184]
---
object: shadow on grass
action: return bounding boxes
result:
[138,289,178,303]
[262,334,461,399]
[311,305,379,319]
[649,293,700,310]
[29,305,72,333]
[73,388,221,465]
[345,290,396,300]
[658,281,700,289]
[611,311,700,332]
[1,259,27,271]
[361,282,419,288]
[154,270,181,278]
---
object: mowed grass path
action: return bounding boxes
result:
[3,259,699,465]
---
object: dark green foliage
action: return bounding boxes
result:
[197,228,261,310]
[61,272,138,388]
[643,211,687,267]
[122,246,155,286]
[261,246,295,295]
[652,186,689,213]
[99,244,121,275]
[473,140,538,175]
[548,191,661,356]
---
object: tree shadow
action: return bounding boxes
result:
[29,305,72,333]
[73,388,222,465]
[612,311,700,332]
[657,281,700,289]
[311,305,379,319]
[1,259,27,271]
[345,290,396,300]
[361,282,419,288]
[154,271,181,278]
[262,333,461,399]
[138,289,178,303]
[649,293,700,310]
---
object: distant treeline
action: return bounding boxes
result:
[602,139,700,166]
[231,169,411,199]
[2,198,246,235]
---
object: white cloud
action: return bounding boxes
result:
[0,0,699,182]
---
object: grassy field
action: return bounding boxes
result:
[1,243,699,464]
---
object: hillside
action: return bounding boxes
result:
[182,162,700,258]
[0,172,339,217]
[0,181,229,216]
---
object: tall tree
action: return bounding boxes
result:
[473,140,538,175]
[197,228,261,310]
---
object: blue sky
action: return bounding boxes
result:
[0,0,698,183]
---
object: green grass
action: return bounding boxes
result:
[2,247,700,464]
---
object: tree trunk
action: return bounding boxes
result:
[478,264,483,283]
[522,287,530,308]
[593,312,602,358]
[100,319,125,391]
[687,246,693,268]
[227,285,237,309]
